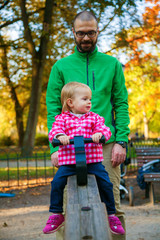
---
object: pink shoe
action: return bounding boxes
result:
[43,214,64,234]
[108,215,125,235]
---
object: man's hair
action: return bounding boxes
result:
[61,82,91,112]
[73,10,98,28]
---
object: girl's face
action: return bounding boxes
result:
[67,87,92,114]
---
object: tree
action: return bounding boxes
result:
[111,0,160,138]
[20,0,55,155]
[0,0,142,154]
[1,0,55,155]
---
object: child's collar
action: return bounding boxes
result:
[70,112,85,118]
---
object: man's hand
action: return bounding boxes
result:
[92,132,103,143]
[111,143,126,168]
[51,151,59,168]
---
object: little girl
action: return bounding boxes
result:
[43,82,125,235]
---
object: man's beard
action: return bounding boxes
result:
[75,38,97,53]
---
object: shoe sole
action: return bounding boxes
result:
[43,222,64,234]
[110,229,125,235]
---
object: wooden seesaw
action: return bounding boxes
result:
[52,135,112,240]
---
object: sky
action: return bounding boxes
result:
[1,0,153,66]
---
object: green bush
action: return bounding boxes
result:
[35,134,49,146]
[0,136,16,146]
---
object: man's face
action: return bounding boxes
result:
[72,19,99,53]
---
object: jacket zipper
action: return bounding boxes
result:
[92,71,95,90]
[87,55,95,90]
[87,54,89,86]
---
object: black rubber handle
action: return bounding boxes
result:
[52,135,105,148]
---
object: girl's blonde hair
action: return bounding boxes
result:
[61,82,91,112]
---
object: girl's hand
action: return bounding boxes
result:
[92,133,103,143]
[57,135,70,145]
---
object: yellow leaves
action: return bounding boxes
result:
[0,105,17,136]
[143,0,160,34]
[125,60,160,135]
[122,1,160,52]
[113,0,160,135]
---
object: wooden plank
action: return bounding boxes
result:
[64,203,112,240]
[137,159,160,168]
[137,159,157,163]
[137,159,158,168]
[91,203,111,240]
[136,152,160,156]
[64,174,112,240]
[135,149,160,153]
[144,173,160,178]
[67,175,101,205]
[136,150,160,153]
[137,159,154,164]
[144,173,160,182]
[144,177,160,182]
[77,174,101,204]
[80,203,95,239]
[137,156,160,159]
[135,147,160,151]
[64,204,81,240]
[66,175,79,204]
[86,174,102,204]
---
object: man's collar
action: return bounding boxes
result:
[76,46,97,54]
[74,46,98,57]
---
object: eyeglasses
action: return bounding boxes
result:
[74,30,97,38]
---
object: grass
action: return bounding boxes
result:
[0,166,57,181]
[0,152,50,161]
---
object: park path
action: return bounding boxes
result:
[0,159,51,168]
[1,203,160,240]
[0,182,160,240]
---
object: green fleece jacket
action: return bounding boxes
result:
[46,46,130,154]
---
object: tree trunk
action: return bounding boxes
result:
[22,56,43,155]
[143,111,149,140]
[21,0,54,156]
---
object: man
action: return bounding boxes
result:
[46,10,130,240]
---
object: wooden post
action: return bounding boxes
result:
[149,182,155,205]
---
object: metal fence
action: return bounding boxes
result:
[0,146,57,190]
[0,139,159,190]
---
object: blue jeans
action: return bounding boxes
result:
[49,162,116,215]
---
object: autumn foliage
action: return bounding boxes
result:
[123,0,160,138]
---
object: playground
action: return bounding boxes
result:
[0,176,160,240]
[1,1,160,239]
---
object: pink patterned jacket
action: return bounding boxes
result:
[48,111,111,166]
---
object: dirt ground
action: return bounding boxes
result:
[0,176,160,240]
